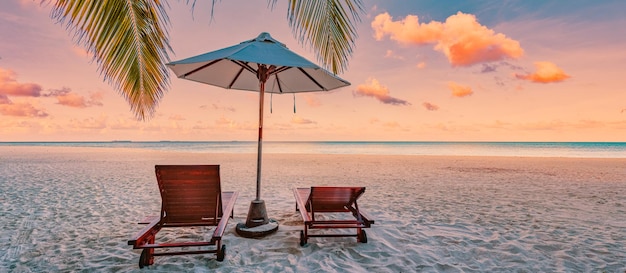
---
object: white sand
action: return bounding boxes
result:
[1,146,625,272]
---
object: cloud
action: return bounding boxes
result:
[202,103,236,112]
[0,94,10,104]
[422,102,439,111]
[448,82,474,97]
[213,117,255,130]
[0,102,48,117]
[372,12,524,66]
[109,118,141,130]
[169,114,186,121]
[384,50,405,60]
[354,78,411,105]
[481,63,498,73]
[291,116,316,125]
[416,62,427,69]
[68,116,107,129]
[380,121,410,131]
[45,87,104,108]
[302,94,321,107]
[0,68,43,97]
[515,61,570,83]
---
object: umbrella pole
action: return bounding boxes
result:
[255,81,264,201]
[242,79,270,229]
[237,64,278,237]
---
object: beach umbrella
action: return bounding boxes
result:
[166,32,350,236]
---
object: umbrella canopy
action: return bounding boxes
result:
[166,32,350,232]
[167,32,350,93]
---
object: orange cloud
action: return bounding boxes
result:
[422,102,439,111]
[0,102,48,117]
[448,82,473,97]
[416,62,426,69]
[515,61,570,83]
[372,12,524,66]
[354,78,410,105]
[292,116,316,125]
[0,68,42,97]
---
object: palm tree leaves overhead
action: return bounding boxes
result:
[47,0,363,120]
[278,0,363,74]
[49,0,171,120]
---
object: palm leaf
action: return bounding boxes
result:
[49,0,172,120]
[273,0,364,74]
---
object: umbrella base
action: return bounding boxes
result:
[235,219,279,238]
[245,199,270,227]
[235,200,279,238]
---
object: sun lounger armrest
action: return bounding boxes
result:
[212,191,238,239]
[293,188,312,222]
[128,216,161,247]
[358,210,375,224]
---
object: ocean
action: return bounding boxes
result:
[1,141,625,158]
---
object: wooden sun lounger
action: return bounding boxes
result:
[294,187,374,246]
[128,165,238,268]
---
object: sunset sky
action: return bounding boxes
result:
[1,0,625,142]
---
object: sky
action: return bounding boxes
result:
[1,0,625,142]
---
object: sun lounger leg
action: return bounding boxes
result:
[216,242,226,262]
[358,229,368,243]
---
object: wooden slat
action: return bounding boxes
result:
[156,165,222,225]
[310,187,365,212]
[294,187,374,228]
[294,188,312,222]
[212,191,238,239]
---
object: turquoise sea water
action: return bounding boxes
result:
[1,141,625,158]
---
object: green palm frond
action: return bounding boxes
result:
[49,0,172,120]
[274,0,364,74]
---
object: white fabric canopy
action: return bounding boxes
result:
[167,32,350,93]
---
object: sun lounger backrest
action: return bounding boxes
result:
[309,187,365,212]
[155,165,223,225]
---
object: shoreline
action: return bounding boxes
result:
[1,141,625,159]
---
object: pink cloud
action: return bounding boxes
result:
[69,117,107,129]
[384,50,405,60]
[515,61,570,83]
[46,88,104,108]
[0,94,11,104]
[372,12,524,66]
[448,82,474,97]
[0,68,42,97]
[422,102,439,111]
[354,78,410,105]
[203,104,236,112]
[0,102,48,117]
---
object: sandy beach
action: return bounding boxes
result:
[1,146,625,272]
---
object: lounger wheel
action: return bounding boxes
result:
[138,249,148,268]
[299,230,306,246]
[217,245,226,262]
[359,230,368,243]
